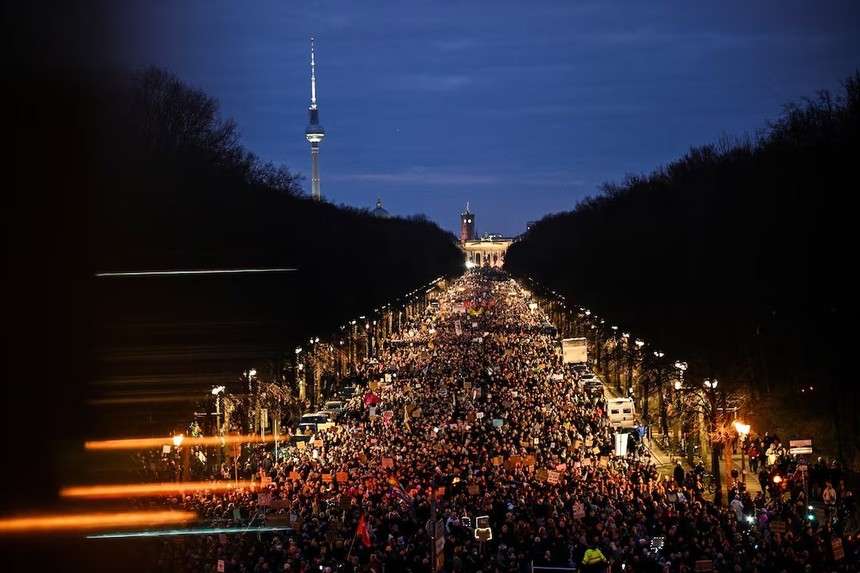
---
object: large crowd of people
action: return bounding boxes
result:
[134,269,857,573]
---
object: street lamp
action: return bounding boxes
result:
[610,326,620,390]
[621,332,631,394]
[212,385,226,470]
[733,421,750,485]
[173,434,190,482]
[703,378,722,504]
[247,368,258,436]
[772,474,783,507]
[628,337,644,401]
[672,361,687,448]
[212,385,225,433]
[646,350,664,424]
[674,361,687,379]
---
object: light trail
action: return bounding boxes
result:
[85,433,280,451]
[94,268,297,277]
[88,525,292,539]
[61,481,258,499]
[0,510,196,534]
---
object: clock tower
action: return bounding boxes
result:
[460,203,475,247]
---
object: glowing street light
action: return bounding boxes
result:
[172,434,190,482]
[734,421,751,485]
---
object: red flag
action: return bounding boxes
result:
[356,513,372,547]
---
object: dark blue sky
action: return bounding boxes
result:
[111,1,859,238]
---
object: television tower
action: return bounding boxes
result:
[305,37,325,201]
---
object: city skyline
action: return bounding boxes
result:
[104,1,859,237]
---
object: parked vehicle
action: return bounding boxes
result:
[561,337,588,364]
[607,397,636,429]
[579,371,598,382]
[319,400,344,420]
[297,413,333,434]
[585,380,605,396]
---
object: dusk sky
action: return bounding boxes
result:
[108,1,859,238]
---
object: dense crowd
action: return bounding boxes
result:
[135,269,858,573]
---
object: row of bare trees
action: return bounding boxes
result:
[530,267,776,507]
[506,70,860,470]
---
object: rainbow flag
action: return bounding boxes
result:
[387,475,416,518]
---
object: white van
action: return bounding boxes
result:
[298,413,335,434]
[607,397,636,429]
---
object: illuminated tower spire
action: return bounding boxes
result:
[305,37,325,201]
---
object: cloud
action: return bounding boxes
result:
[392,74,474,92]
[333,170,498,185]
[432,38,480,53]
[332,168,584,188]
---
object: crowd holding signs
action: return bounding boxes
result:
[138,268,856,572]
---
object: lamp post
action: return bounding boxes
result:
[173,434,190,482]
[621,332,630,394]
[247,368,258,437]
[212,386,225,434]
[733,421,750,486]
[212,385,225,470]
[629,337,644,406]
[673,361,687,448]
[646,350,664,424]
[610,325,620,390]
[772,474,783,508]
[704,377,722,505]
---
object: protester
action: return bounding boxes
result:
[128,268,857,573]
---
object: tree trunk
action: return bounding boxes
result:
[643,376,650,421]
[724,439,734,502]
[658,382,669,437]
[712,443,723,506]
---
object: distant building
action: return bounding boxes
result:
[460,203,476,246]
[370,197,390,218]
[459,204,513,268]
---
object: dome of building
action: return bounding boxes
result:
[370,197,390,218]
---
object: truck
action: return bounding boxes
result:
[561,337,588,365]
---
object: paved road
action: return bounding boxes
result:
[602,383,763,502]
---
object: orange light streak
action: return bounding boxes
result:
[85,433,278,450]
[61,481,258,499]
[0,510,196,534]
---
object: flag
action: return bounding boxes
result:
[387,475,416,519]
[387,476,412,500]
[356,513,371,548]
